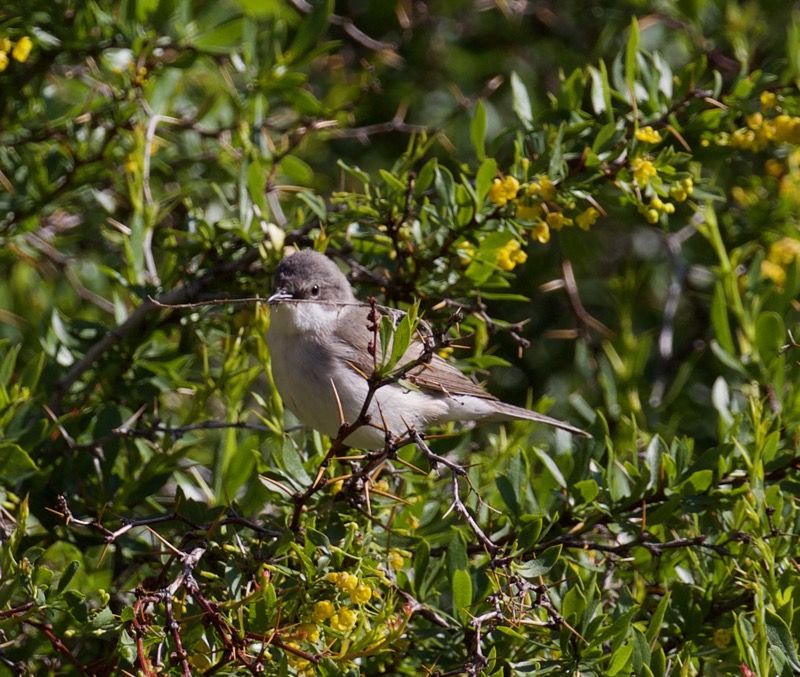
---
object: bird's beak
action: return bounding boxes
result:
[267,288,293,304]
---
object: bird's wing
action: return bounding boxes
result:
[334,303,496,400]
[401,348,498,401]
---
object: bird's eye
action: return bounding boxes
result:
[310,284,320,297]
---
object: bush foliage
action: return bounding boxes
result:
[2,1,800,675]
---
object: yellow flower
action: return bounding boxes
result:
[631,157,657,185]
[496,239,527,271]
[515,202,542,221]
[545,211,572,231]
[773,115,800,144]
[285,643,311,670]
[761,260,786,287]
[488,176,520,206]
[527,176,556,201]
[765,159,784,177]
[650,197,675,214]
[298,623,320,643]
[11,36,32,63]
[713,628,732,649]
[0,38,11,53]
[531,221,550,243]
[746,112,763,130]
[350,582,373,605]
[387,550,405,571]
[330,608,358,633]
[0,52,8,72]
[575,207,599,231]
[313,600,335,622]
[767,238,800,266]
[669,178,693,202]
[635,126,662,144]
[330,572,358,592]
[457,241,476,265]
[637,203,660,224]
[760,91,777,109]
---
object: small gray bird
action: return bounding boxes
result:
[266,249,588,449]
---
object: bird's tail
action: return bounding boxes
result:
[490,401,591,437]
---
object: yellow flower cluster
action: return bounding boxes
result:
[669,178,694,202]
[327,571,358,591]
[488,175,520,206]
[0,36,33,72]
[631,157,658,185]
[527,176,557,201]
[486,172,601,244]
[313,600,335,622]
[285,643,311,671]
[288,570,380,666]
[635,126,663,144]
[726,113,800,151]
[496,239,527,271]
[326,571,374,604]
[387,550,405,571]
[330,606,358,632]
[761,237,800,288]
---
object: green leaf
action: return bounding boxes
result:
[679,469,713,495]
[470,99,487,160]
[496,474,519,514]
[273,439,311,487]
[0,443,39,484]
[387,303,419,372]
[475,157,498,201]
[512,545,562,579]
[608,642,633,676]
[765,609,800,672]
[644,437,663,492]
[413,539,430,597]
[0,342,20,387]
[645,592,671,645]
[378,314,394,371]
[56,561,81,595]
[192,19,245,54]
[446,533,469,578]
[573,479,599,503]
[414,158,437,196]
[710,340,748,375]
[561,584,586,625]
[592,120,622,153]
[517,516,543,550]
[510,72,533,129]
[531,446,567,488]
[711,283,735,354]
[755,311,785,363]
[286,0,333,62]
[625,17,640,87]
[279,154,314,185]
[451,568,473,625]
[789,14,800,82]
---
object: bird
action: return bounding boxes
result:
[265,249,588,449]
